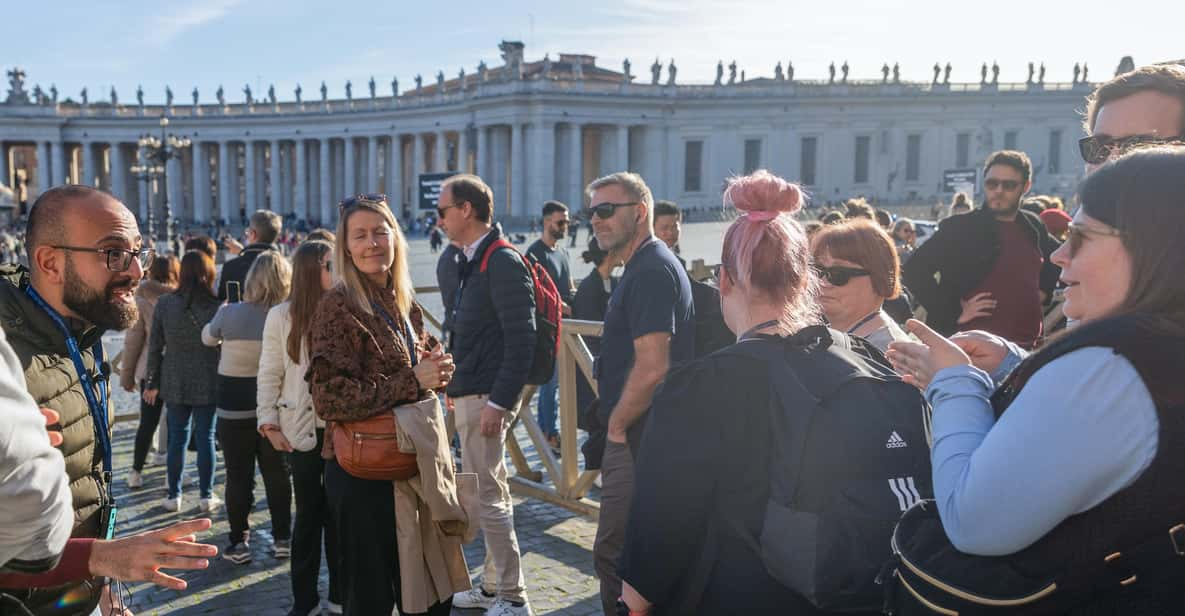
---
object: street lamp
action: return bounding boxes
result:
[131,115,190,249]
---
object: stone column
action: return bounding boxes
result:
[320,138,332,224]
[435,131,447,172]
[616,124,629,171]
[218,141,233,223]
[295,139,308,220]
[458,126,470,173]
[108,144,125,202]
[137,147,151,223]
[412,133,424,188]
[82,142,98,187]
[511,122,525,217]
[38,141,53,194]
[269,140,282,213]
[165,153,182,227]
[387,136,402,210]
[344,137,356,196]
[0,142,9,190]
[192,142,210,222]
[475,125,487,177]
[244,141,258,214]
[569,123,583,208]
[51,141,66,186]
[367,136,379,191]
[527,122,556,215]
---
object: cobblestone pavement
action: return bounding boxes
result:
[107,366,602,616]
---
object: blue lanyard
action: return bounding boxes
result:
[371,301,418,366]
[24,285,111,473]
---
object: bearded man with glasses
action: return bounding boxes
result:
[903,151,1061,348]
[0,185,152,615]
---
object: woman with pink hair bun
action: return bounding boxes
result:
[618,170,907,615]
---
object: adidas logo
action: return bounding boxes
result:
[885,431,908,449]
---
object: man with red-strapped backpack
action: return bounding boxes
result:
[437,174,551,616]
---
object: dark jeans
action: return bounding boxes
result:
[216,417,292,546]
[132,383,164,472]
[325,459,452,616]
[166,404,216,499]
[288,429,341,610]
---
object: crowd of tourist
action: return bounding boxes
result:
[1,61,1184,616]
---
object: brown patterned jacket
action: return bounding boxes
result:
[306,283,438,423]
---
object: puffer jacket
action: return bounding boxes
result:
[118,278,173,389]
[256,301,322,452]
[0,265,108,615]
[445,227,537,410]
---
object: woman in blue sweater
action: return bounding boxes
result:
[887,145,1185,614]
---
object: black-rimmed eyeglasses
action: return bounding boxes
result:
[53,246,154,273]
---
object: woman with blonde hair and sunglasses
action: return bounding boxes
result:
[308,194,466,616]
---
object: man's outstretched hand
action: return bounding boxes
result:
[88,519,219,590]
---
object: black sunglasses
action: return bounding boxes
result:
[984,178,1021,192]
[586,201,638,220]
[338,193,388,210]
[53,245,154,273]
[814,265,870,286]
[1078,134,1184,165]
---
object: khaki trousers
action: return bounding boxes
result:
[453,394,528,603]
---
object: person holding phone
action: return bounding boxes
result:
[218,210,282,301]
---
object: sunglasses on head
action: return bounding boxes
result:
[814,265,871,286]
[984,178,1021,192]
[338,193,388,210]
[1078,134,1185,165]
[586,201,638,220]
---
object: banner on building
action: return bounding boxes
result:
[418,172,458,210]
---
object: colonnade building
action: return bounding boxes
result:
[0,43,1098,226]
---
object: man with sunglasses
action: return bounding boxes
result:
[525,200,575,455]
[0,185,153,615]
[1081,63,1185,174]
[585,172,694,615]
[436,175,535,616]
[903,151,1060,348]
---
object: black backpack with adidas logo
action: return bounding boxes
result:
[723,326,933,612]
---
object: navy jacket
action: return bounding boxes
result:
[446,227,537,409]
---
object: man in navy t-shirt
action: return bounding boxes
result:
[526,200,576,451]
[586,172,694,615]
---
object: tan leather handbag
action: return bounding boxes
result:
[331,407,420,481]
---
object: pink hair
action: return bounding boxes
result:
[721,170,821,331]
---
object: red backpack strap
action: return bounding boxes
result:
[479,238,517,272]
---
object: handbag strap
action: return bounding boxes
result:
[371,301,418,366]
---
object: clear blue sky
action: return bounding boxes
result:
[4,0,1180,104]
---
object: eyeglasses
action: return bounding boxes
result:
[984,178,1021,192]
[1078,134,1185,165]
[1066,221,1123,255]
[437,202,462,218]
[814,265,871,286]
[53,246,154,273]
[587,201,638,220]
[554,219,570,227]
[338,193,388,210]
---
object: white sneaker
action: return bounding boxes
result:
[486,598,533,616]
[127,470,143,489]
[452,588,497,610]
[160,497,182,512]
[326,601,343,615]
[151,452,168,466]
[200,495,223,513]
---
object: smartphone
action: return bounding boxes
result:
[227,280,242,303]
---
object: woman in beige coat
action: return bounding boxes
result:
[119,254,178,489]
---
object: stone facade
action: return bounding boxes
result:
[0,46,1095,226]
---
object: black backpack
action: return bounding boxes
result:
[723,327,933,612]
[688,277,734,357]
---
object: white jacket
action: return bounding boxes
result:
[256,302,323,452]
